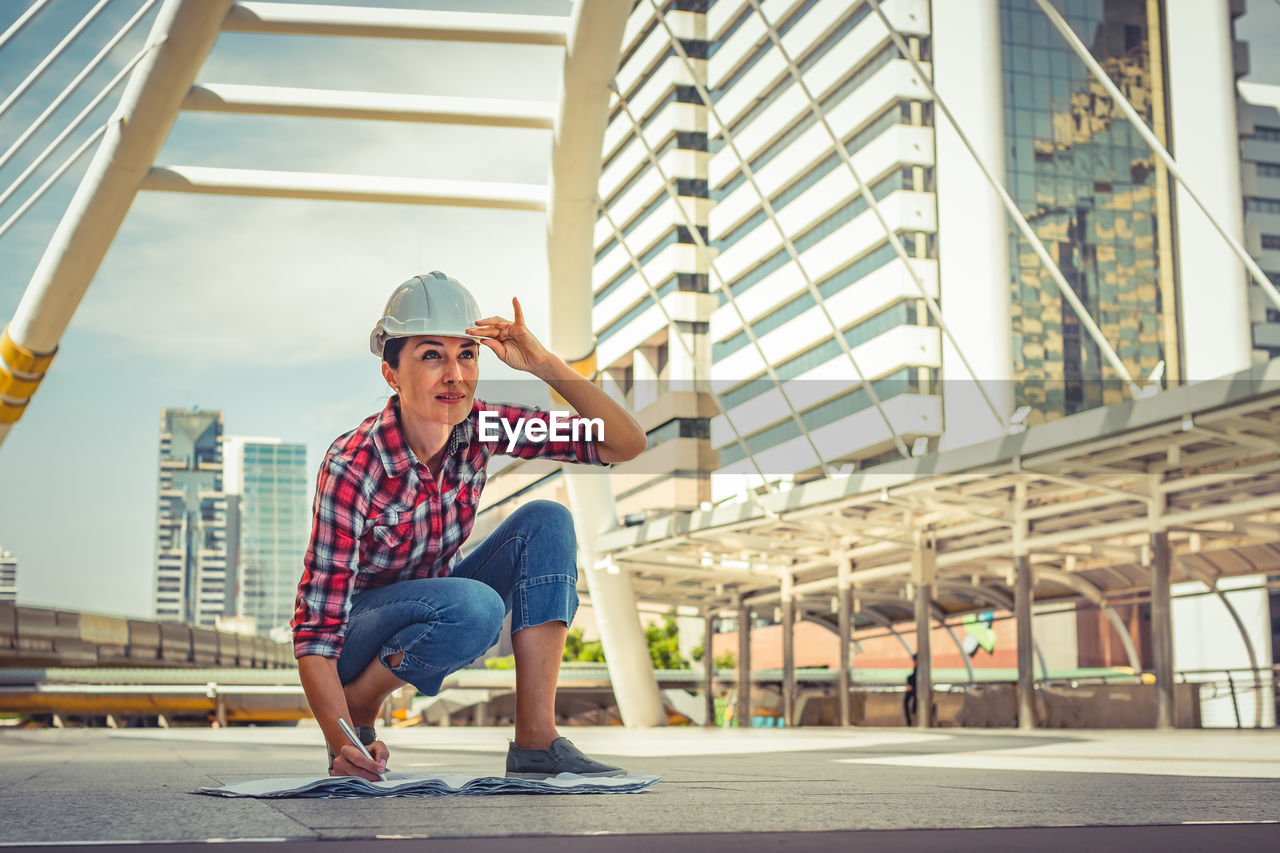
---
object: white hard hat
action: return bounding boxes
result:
[369,271,485,357]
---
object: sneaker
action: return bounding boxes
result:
[327,724,377,774]
[505,737,628,779]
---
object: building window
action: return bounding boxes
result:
[676,178,708,198]
[646,418,711,448]
[1247,198,1280,214]
[676,273,709,292]
[675,131,708,152]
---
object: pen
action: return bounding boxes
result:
[337,717,387,782]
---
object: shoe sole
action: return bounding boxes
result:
[505,770,628,780]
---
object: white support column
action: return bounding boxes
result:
[551,0,664,728]
[0,0,235,440]
[736,596,752,728]
[837,559,852,727]
[1013,480,1036,730]
[631,345,660,411]
[911,529,935,729]
[1015,553,1036,730]
[931,0,1014,450]
[780,574,795,727]
[1150,530,1174,729]
[1166,0,1250,380]
[666,321,703,390]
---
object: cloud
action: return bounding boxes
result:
[76,192,552,367]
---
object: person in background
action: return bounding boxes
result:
[904,654,918,726]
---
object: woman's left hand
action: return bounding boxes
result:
[467,297,553,375]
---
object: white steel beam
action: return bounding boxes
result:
[547,1,627,367]
[551,0,665,729]
[141,166,547,211]
[182,84,556,129]
[222,2,567,46]
[0,0,235,439]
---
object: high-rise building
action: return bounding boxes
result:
[575,0,1258,502]
[0,549,16,603]
[1240,80,1280,357]
[153,408,228,627]
[222,436,309,641]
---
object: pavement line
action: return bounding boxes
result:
[834,752,1280,779]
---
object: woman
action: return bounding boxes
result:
[292,271,647,782]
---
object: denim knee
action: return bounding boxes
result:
[455,583,506,659]
[508,500,576,550]
[382,580,505,673]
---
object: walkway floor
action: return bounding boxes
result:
[1,726,1278,851]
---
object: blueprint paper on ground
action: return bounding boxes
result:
[198,772,662,798]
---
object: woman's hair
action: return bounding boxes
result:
[383,337,408,369]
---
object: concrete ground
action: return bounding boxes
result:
[1,725,1278,851]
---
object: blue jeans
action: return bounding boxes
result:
[335,500,579,696]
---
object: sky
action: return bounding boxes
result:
[0,0,569,618]
[0,0,1278,620]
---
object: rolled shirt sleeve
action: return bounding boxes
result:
[478,400,610,466]
[292,456,368,659]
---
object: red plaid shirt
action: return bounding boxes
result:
[292,395,606,659]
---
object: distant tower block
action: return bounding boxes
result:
[153,408,228,627]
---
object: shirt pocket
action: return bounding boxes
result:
[454,471,486,507]
[363,510,416,566]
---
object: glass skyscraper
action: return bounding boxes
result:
[153,408,228,627]
[223,437,309,641]
[1000,0,1172,416]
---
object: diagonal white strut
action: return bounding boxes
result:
[1032,0,1280,315]
[0,0,234,443]
[743,0,1008,436]
[609,85,840,481]
[648,0,914,461]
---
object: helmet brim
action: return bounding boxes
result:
[370,328,487,356]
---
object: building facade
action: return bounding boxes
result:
[515,0,1261,506]
[0,549,15,603]
[1240,80,1280,357]
[222,436,309,641]
[153,408,229,627]
[474,1,1274,712]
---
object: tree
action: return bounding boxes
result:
[692,645,736,670]
[561,627,605,663]
[561,611,692,669]
[645,612,689,669]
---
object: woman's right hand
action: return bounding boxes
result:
[330,739,390,781]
